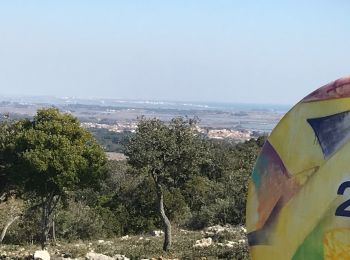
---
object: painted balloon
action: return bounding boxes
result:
[246,76,350,260]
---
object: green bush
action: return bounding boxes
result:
[4,205,41,244]
[55,200,105,241]
[164,187,192,226]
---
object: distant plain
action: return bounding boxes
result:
[0,96,289,133]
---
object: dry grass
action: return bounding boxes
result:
[0,228,249,259]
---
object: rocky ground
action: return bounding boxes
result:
[0,225,249,260]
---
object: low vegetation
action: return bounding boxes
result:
[0,227,249,259]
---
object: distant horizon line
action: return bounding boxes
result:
[0,94,293,108]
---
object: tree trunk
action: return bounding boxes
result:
[155,183,172,251]
[40,194,60,249]
[52,219,56,243]
[41,199,50,249]
[0,216,19,243]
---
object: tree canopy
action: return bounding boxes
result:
[125,117,208,187]
[4,108,107,248]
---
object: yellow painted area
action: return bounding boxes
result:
[249,246,280,260]
[324,229,350,260]
[270,141,350,259]
[269,98,350,176]
[247,97,350,259]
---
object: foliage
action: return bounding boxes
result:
[125,117,208,188]
[9,108,107,196]
[0,119,20,194]
[91,123,265,236]
[0,110,265,259]
[2,108,108,247]
[192,137,265,226]
[124,117,209,251]
[5,200,41,244]
[0,197,24,243]
[163,187,192,226]
[55,200,105,241]
[89,128,133,153]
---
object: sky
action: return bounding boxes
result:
[0,1,349,105]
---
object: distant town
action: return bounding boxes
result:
[81,121,254,142]
[0,96,289,142]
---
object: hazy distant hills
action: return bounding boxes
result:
[0,95,291,113]
[0,96,291,134]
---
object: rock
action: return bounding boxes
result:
[179,229,188,234]
[113,254,130,260]
[204,224,248,242]
[96,239,112,245]
[151,230,164,237]
[226,241,238,248]
[238,239,247,244]
[193,237,213,248]
[121,235,129,240]
[54,257,78,260]
[34,250,50,260]
[85,252,114,260]
[204,225,227,239]
[62,253,73,258]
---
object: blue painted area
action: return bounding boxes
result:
[307,110,350,158]
[252,154,268,188]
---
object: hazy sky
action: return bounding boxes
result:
[0,1,349,104]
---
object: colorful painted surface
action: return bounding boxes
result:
[246,76,350,260]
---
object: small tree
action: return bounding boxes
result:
[8,108,107,248]
[0,196,24,243]
[125,117,207,251]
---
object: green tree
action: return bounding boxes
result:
[8,108,107,248]
[125,117,208,251]
[0,117,19,195]
[0,117,23,243]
